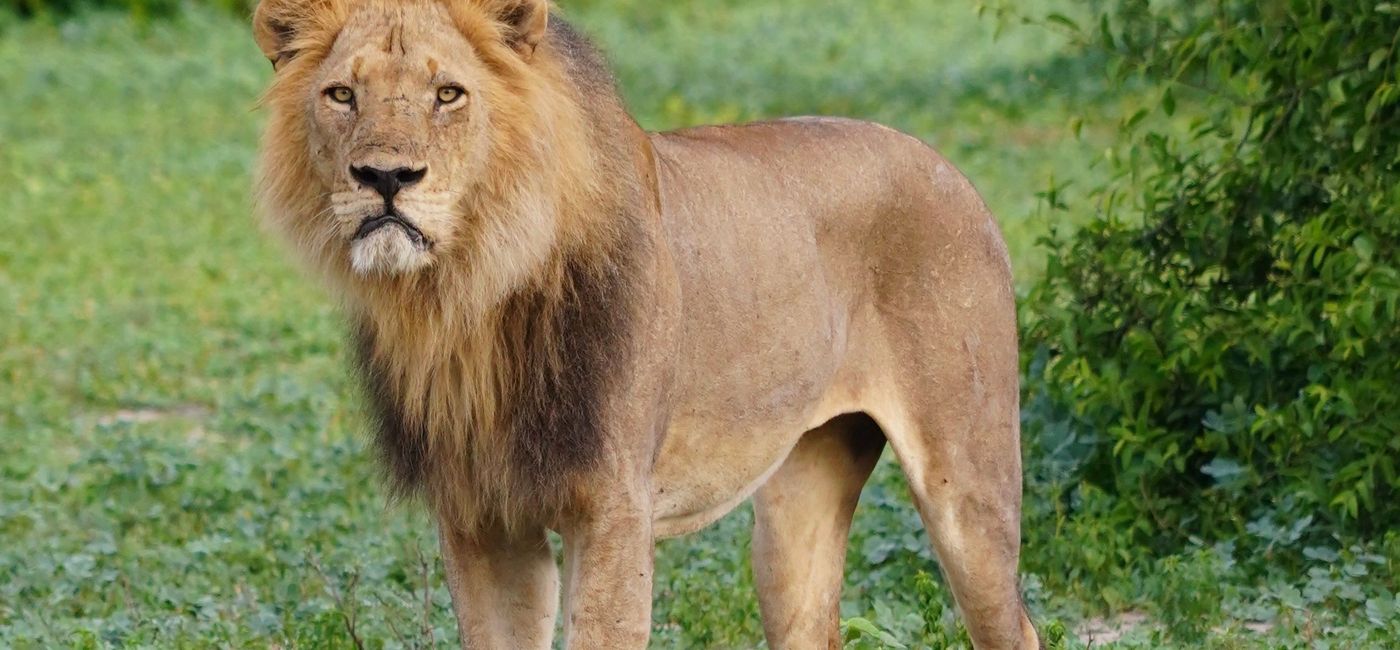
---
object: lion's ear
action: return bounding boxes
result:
[253,0,340,69]
[492,0,549,60]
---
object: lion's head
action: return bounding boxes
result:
[255,0,598,303]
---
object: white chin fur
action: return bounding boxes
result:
[350,228,430,276]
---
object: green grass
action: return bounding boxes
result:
[2,3,1396,648]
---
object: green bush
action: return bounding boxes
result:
[1022,0,1400,553]
[3,0,247,20]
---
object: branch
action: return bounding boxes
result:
[307,554,367,650]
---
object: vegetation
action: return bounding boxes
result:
[1018,0,1400,604]
[2,0,248,20]
[1,1,1396,648]
[1010,0,1400,644]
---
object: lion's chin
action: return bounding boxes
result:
[350,227,432,277]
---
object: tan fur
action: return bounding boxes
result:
[252,1,1039,648]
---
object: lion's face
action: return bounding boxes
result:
[258,0,569,298]
[302,3,490,276]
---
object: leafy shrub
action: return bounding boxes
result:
[1022,0,1400,553]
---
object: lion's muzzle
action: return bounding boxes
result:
[349,210,433,276]
[354,213,429,249]
[344,163,435,276]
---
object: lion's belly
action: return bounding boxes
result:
[648,304,875,538]
[648,271,859,537]
[650,392,856,538]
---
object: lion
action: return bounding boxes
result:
[251,0,1039,647]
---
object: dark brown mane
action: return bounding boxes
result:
[350,12,652,528]
[355,225,643,523]
[548,16,622,105]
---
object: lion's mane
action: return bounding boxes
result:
[255,0,653,531]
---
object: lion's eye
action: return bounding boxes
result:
[327,87,355,104]
[437,86,465,104]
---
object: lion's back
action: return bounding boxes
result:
[652,113,1013,394]
[651,116,1009,294]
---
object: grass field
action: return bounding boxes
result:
[2,2,1396,648]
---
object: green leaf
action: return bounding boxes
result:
[1353,235,1376,262]
[1302,546,1340,563]
[1046,12,1080,32]
[1328,77,1348,103]
[1365,83,1393,122]
[1353,124,1372,152]
[1124,108,1150,131]
[1100,13,1115,50]
[841,617,908,649]
[1201,457,1245,482]
[1368,48,1390,72]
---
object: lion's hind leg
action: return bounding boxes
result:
[752,413,885,649]
[876,367,1041,648]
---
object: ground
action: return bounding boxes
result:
[1,2,1395,648]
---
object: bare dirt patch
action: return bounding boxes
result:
[93,404,211,427]
[90,404,216,445]
[1076,611,1150,645]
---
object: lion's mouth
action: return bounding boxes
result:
[354,213,429,249]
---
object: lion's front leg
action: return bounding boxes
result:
[558,490,655,649]
[438,518,559,650]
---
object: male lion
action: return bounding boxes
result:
[252,0,1039,647]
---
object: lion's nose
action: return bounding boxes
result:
[350,165,427,202]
